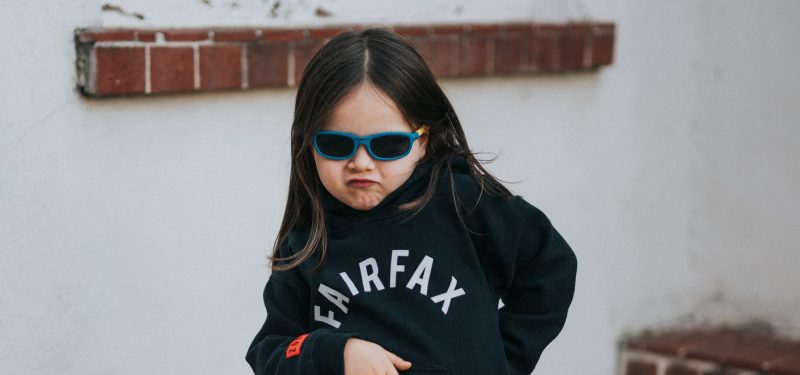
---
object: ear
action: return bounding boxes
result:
[418,126,429,157]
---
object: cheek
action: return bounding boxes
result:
[313,156,338,184]
[381,159,416,180]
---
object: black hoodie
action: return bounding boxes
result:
[246,155,577,375]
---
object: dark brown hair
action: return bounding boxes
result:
[270,27,513,272]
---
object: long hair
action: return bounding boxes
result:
[270,27,513,272]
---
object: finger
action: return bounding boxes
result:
[386,351,412,369]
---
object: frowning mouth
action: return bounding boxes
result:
[348,178,376,187]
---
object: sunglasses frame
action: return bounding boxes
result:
[313,127,427,161]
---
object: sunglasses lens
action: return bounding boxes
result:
[316,134,354,158]
[371,135,411,159]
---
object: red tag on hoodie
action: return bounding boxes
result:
[285,333,310,359]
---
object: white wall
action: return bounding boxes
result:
[2,1,799,374]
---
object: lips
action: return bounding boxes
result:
[348,178,377,187]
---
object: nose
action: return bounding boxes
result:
[348,143,375,170]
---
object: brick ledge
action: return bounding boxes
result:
[621,327,800,375]
[75,22,615,97]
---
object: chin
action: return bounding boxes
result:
[350,197,381,211]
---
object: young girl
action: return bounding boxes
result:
[246,27,577,375]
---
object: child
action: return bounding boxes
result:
[246,27,577,375]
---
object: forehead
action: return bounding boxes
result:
[323,82,412,135]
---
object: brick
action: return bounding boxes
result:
[150,47,195,93]
[666,364,699,375]
[537,23,566,33]
[432,24,466,35]
[469,23,502,33]
[136,31,157,42]
[394,25,430,37]
[560,23,590,71]
[683,330,800,370]
[592,25,615,66]
[625,360,657,375]
[79,30,136,42]
[248,42,289,87]
[93,47,146,95]
[164,30,210,41]
[419,36,458,78]
[293,39,326,85]
[214,29,259,42]
[262,28,305,42]
[700,369,739,375]
[199,45,242,90]
[458,35,490,76]
[308,26,345,40]
[531,24,564,72]
[568,22,592,32]
[594,22,616,31]
[529,30,559,72]
[625,329,717,356]
[494,31,528,74]
[767,350,800,375]
[504,22,534,33]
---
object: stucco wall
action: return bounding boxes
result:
[2,1,799,374]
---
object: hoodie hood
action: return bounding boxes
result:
[320,155,471,231]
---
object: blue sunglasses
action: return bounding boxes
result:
[313,127,427,161]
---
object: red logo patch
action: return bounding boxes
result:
[285,333,310,359]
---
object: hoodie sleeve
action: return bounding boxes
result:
[496,197,578,375]
[245,239,363,375]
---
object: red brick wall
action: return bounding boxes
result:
[74,23,615,97]
[620,328,800,375]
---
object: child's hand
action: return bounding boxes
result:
[344,337,412,374]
